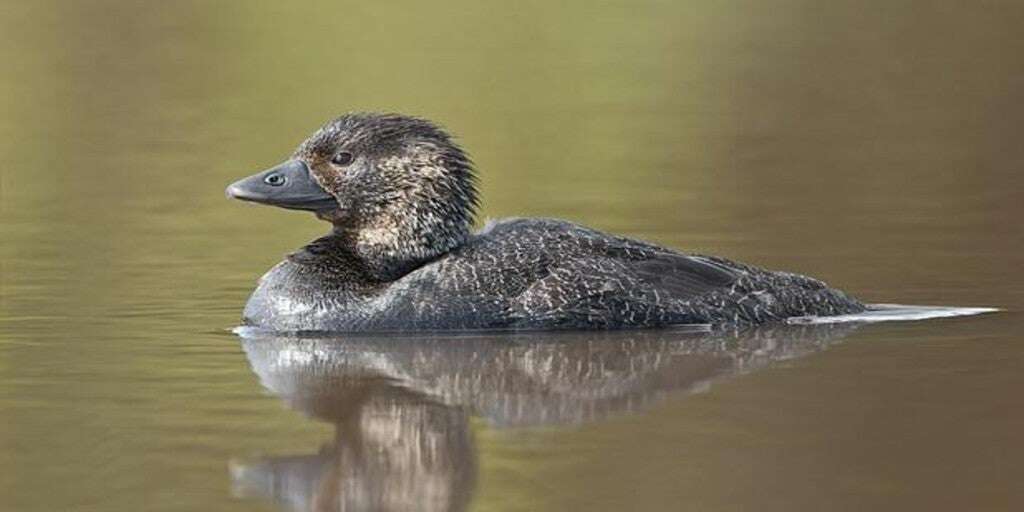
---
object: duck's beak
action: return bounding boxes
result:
[226,160,337,211]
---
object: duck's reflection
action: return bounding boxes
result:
[231,323,861,512]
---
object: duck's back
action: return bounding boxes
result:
[388,218,865,329]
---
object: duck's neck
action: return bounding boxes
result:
[331,216,470,282]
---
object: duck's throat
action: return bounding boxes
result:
[335,221,468,281]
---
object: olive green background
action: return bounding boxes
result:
[2,1,1023,511]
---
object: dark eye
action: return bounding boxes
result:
[331,151,354,166]
[264,173,286,186]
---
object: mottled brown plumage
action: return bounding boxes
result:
[229,113,866,332]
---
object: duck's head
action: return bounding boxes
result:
[227,113,478,278]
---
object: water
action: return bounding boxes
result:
[2,1,1023,511]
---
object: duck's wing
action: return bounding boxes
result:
[508,253,740,328]
[628,253,739,298]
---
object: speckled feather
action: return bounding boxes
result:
[241,114,865,332]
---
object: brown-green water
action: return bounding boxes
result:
[2,1,1023,511]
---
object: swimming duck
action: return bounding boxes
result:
[226,113,865,331]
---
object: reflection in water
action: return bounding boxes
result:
[231,387,474,512]
[231,323,862,511]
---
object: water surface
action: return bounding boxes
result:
[2,1,1023,511]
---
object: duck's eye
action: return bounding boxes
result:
[331,151,354,166]
[264,173,286,186]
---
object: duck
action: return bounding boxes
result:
[226,112,866,332]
